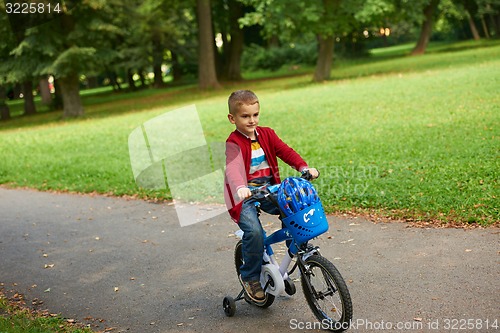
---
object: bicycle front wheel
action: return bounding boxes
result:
[301,255,353,332]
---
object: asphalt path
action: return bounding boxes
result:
[0,187,498,332]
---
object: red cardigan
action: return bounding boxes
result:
[224,126,308,223]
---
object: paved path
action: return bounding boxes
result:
[0,188,498,332]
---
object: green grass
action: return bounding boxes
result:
[0,291,92,333]
[0,40,499,225]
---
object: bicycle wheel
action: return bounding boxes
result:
[234,240,275,308]
[301,255,352,332]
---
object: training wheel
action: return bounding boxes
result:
[223,296,236,317]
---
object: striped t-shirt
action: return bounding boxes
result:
[248,140,272,186]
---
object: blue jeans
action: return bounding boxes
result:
[238,196,280,281]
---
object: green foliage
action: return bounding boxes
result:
[0,41,498,225]
[239,0,360,41]
[242,43,317,71]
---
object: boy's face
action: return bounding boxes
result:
[228,103,260,138]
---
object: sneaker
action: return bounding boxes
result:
[239,275,265,302]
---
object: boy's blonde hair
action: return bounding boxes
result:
[228,90,259,115]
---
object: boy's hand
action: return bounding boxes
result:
[237,187,252,200]
[308,168,320,179]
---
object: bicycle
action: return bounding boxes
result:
[222,171,353,332]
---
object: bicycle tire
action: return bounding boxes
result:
[301,255,353,332]
[234,240,275,308]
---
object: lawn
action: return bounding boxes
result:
[0,289,92,333]
[0,40,498,225]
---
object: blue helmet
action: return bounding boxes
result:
[278,177,320,217]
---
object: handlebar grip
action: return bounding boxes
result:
[301,169,320,181]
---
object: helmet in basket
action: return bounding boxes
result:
[277,177,320,217]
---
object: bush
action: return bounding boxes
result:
[242,43,317,71]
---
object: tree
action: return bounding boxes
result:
[39,76,52,105]
[212,0,247,81]
[462,0,482,40]
[240,0,363,81]
[313,0,343,81]
[476,0,500,38]
[411,0,441,55]
[226,0,246,80]
[0,2,37,116]
[196,0,220,89]
[22,81,37,115]
[0,86,10,121]
[2,0,124,118]
[137,0,173,88]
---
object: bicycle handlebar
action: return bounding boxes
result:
[247,169,320,199]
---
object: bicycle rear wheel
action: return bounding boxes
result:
[234,240,275,308]
[301,255,352,332]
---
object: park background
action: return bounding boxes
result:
[1,0,499,229]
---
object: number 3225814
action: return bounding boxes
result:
[5,2,62,14]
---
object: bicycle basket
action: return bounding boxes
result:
[281,201,328,244]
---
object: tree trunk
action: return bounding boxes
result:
[108,71,122,91]
[0,86,10,121]
[411,0,439,56]
[127,68,136,91]
[53,78,63,110]
[87,76,99,89]
[152,32,164,88]
[13,83,22,99]
[489,11,499,37]
[139,69,147,88]
[466,10,481,40]
[59,73,84,118]
[480,16,490,39]
[494,13,500,37]
[197,0,220,89]
[226,0,244,81]
[267,35,280,48]
[171,51,183,82]
[39,76,52,105]
[313,34,335,82]
[22,81,37,115]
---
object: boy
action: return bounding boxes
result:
[224,90,318,303]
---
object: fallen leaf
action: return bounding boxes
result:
[465,249,472,252]
[44,288,51,293]
[414,317,422,322]
[44,264,55,269]
[114,287,119,292]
